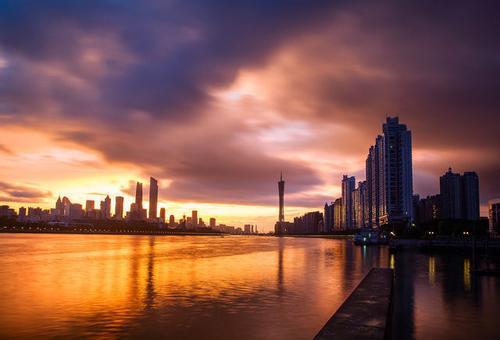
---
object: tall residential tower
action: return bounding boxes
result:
[149,177,158,220]
[341,175,355,229]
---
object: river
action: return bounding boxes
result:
[0,234,498,339]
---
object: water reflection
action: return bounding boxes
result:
[144,237,156,311]
[429,256,436,285]
[463,258,471,292]
[0,235,498,339]
[277,237,284,295]
[391,251,416,340]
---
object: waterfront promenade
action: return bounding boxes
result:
[315,268,393,340]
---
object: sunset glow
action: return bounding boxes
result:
[0,1,498,230]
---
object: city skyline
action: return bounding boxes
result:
[0,114,495,231]
[1,2,500,340]
[0,2,499,231]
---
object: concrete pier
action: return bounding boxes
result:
[314,268,393,340]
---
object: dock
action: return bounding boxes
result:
[314,268,394,340]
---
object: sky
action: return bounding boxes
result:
[0,1,499,230]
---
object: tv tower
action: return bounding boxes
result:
[278,172,285,223]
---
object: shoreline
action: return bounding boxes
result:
[281,234,354,240]
[0,227,226,237]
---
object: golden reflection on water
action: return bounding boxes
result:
[464,258,471,291]
[428,256,436,285]
[0,234,385,339]
[390,253,395,269]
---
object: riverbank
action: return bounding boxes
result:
[389,238,500,253]
[315,268,393,339]
[0,225,225,237]
[284,234,354,240]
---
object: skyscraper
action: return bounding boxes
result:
[210,217,216,228]
[149,177,158,220]
[366,136,386,228]
[62,196,71,216]
[102,195,111,219]
[18,207,26,221]
[364,117,413,228]
[278,172,285,223]
[85,200,95,214]
[130,182,144,220]
[169,215,175,225]
[160,207,166,223]
[333,198,342,230]
[192,210,198,227]
[440,168,480,221]
[440,168,462,219]
[365,150,374,228]
[383,117,413,224]
[115,196,124,219]
[355,181,367,228]
[353,187,360,228]
[462,171,479,221]
[489,199,500,235]
[56,196,64,216]
[135,182,143,211]
[324,202,334,233]
[341,175,355,229]
[69,203,84,220]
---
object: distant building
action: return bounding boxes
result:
[149,177,158,220]
[191,210,198,227]
[85,200,95,215]
[136,182,143,210]
[417,195,441,224]
[440,168,462,219]
[100,195,111,219]
[354,181,367,228]
[18,207,26,221]
[56,196,64,216]
[440,168,480,221]
[244,224,252,234]
[210,217,216,228]
[27,207,42,221]
[129,182,144,220]
[115,196,124,219]
[169,214,175,226]
[69,203,84,220]
[324,202,334,233]
[160,207,166,223]
[62,197,71,217]
[293,211,323,234]
[342,175,355,229]
[366,137,386,228]
[489,199,500,235]
[462,172,480,221]
[333,198,342,230]
[353,187,360,228]
[0,205,16,218]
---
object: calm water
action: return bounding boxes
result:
[0,234,498,339]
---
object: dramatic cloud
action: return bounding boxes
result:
[0,144,14,155]
[0,181,52,203]
[0,0,499,224]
